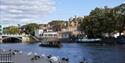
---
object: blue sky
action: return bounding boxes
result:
[0,0,124,27]
[47,0,124,20]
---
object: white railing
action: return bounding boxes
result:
[1,34,29,37]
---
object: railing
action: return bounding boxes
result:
[1,34,29,37]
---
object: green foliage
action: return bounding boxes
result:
[48,20,66,31]
[25,23,39,35]
[3,26,20,34]
[80,4,125,37]
[113,3,125,32]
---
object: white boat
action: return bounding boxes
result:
[77,38,101,43]
[39,32,61,47]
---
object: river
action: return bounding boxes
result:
[0,43,125,63]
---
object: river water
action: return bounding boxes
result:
[0,43,125,63]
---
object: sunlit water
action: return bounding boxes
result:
[0,43,125,63]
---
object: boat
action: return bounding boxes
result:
[39,37,62,47]
[76,38,101,43]
[39,32,62,48]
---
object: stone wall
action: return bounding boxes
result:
[22,36,30,43]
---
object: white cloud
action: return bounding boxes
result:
[0,0,56,26]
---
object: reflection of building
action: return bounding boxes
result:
[0,25,3,34]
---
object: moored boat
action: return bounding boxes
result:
[39,32,62,48]
[76,38,101,43]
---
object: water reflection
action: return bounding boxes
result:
[0,43,125,63]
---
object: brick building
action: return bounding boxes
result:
[67,16,83,36]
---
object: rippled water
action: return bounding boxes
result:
[0,43,125,63]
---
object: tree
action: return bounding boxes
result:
[80,6,117,38]
[3,26,20,34]
[48,20,66,31]
[24,23,39,35]
[113,3,125,34]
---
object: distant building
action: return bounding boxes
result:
[67,16,83,36]
[35,29,54,38]
[42,32,59,38]
[35,24,53,38]
[35,29,44,38]
[59,31,71,42]
[59,31,71,39]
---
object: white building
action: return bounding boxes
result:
[42,32,59,38]
[41,32,60,43]
[35,29,44,38]
[35,29,53,38]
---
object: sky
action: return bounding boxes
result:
[0,0,125,27]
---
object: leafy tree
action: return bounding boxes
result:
[24,23,39,35]
[80,6,121,38]
[48,20,66,31]
[113,3,125,34]
[3,26,20,34]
